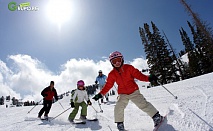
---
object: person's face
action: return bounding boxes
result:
[99,72,102,76]
[78,86,84,90]
[50,83,54,88]
[111,57,122,67]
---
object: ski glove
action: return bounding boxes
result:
[92,93,103,101]
[87,100,92,105]
[149,74,158,83]
[71,102,75,108]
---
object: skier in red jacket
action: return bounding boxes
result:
[93,51,163,131]
[38,81,58,119]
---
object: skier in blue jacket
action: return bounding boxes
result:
[95,70,109,103]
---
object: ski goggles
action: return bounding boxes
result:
[111,57,122,65]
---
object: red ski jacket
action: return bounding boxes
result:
[100,64,149,95]
[41,86,58,101]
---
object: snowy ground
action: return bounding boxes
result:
[0,73,213,131]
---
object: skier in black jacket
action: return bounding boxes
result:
[38,81,58,119]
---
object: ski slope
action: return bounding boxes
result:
[0,73,213,131]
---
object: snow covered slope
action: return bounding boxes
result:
[0,73,213,131]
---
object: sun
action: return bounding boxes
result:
[46,0,72,27]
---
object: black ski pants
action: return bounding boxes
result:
[38,100,52,117]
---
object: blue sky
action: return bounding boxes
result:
[0,0,213,100]
[1,0,213,72]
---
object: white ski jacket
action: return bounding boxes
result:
[71,89,89,103]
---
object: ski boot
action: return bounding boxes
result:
[152,112,163,127]
[38,113,41,119]
[117,122,125,131]
[44,114,48,120]
[80,115,87,121]
[68,118,74,123]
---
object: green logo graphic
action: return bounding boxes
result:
[8,2,17,11]
[20,2,30,8]
[8,2,39,11]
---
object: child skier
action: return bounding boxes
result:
[93,51,163,131]
[68,80,92,122]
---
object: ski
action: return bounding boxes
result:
[41,118,49,121]
[153,115,167,131]
[87,118,98,121]
[40,117,53,121]
[117,129,128,131]
[71,118,97,124]
[72,121,86,124]
[75,118,98,121]
[73,119,87,124]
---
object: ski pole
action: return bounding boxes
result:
[97,100,103,113]
[91,105,99,113]
[27,99,43,114]
[157,81,178,99]
[189,108,213,130]
[91,105,103,113]
[49,106,72,122]
[89,105,98,119]
[57,101,65,110]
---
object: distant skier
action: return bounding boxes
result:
[95,70,109,103]
[68,80,92,122]
[93,51,163,131]
[38,81,58,119]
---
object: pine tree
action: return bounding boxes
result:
[187,21,212,74]
[163,30,184,80]
[179,26,201,77]
[180,0,213,73]
[139,21,178,84]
